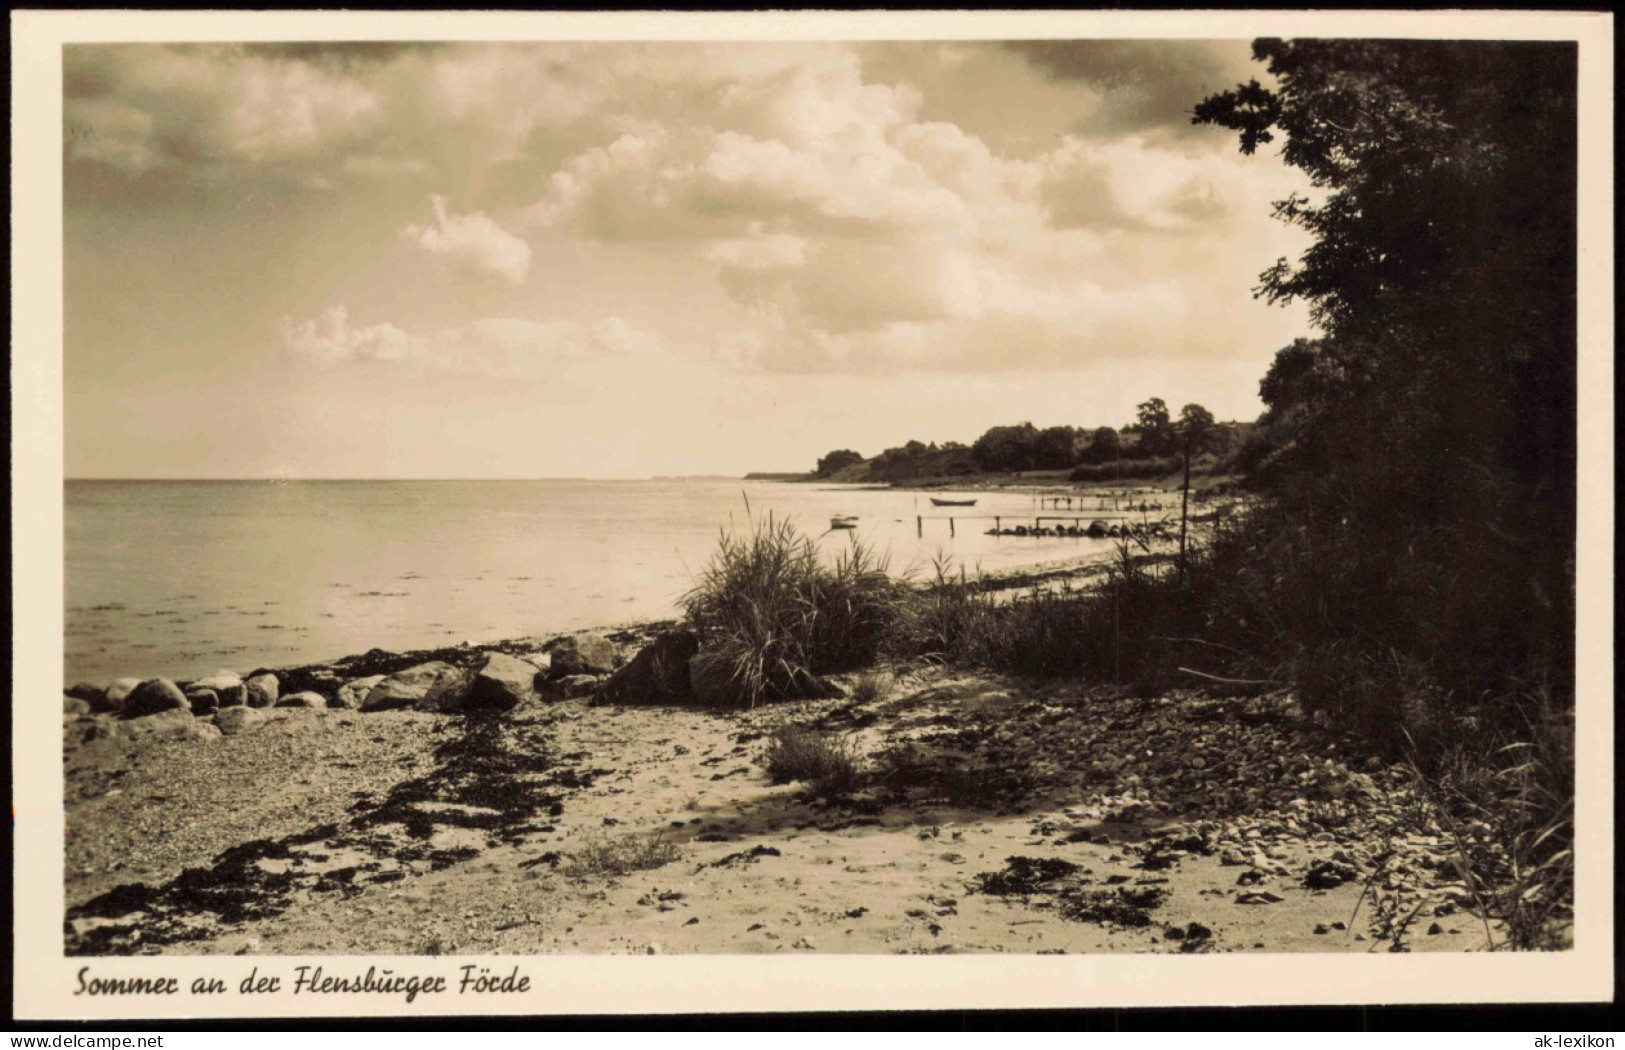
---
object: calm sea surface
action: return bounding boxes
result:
[65,478,1127,684]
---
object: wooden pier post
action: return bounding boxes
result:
[917,515,923,538]
[995,516,1001,533]
[950,518,956,538]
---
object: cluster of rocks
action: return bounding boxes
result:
[985,520,1171,540]
[62,629,641,748]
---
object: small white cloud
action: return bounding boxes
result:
[280,306,412,366]
[400,195,532,286]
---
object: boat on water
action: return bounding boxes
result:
[831,515,859,530]
[929,497,977,507]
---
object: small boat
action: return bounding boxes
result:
[930,497,977,507]
[831,516,858,530]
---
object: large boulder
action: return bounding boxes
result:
[465,652,541,712]
[360,661,473,713]
[215,706,266,737]
[597,630,700,705]
[103,677,143,714]
[66,681,106,703]
[184,687,220,716]
[276,691,328,709]
[547,633,618,678]
[1087,519,1111,538]
[64,695,93,718]
[688,649,739,707]
[124,678,189,719]
[334,675,385,711]
[193,672,246,708]
[244,673,279,708]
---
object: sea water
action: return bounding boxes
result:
[65,478,1129,684]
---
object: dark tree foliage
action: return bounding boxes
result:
[814,449,864,478]
[1130,397,1176,457]
[1195,39,1577,716]
[1257,338,1322,416]
[1084,426,1122,464]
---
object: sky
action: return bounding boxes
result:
[63,39,1315,479]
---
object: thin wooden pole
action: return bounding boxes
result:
[949,517,956,538]
[917,515,922,538]
[1178,429,1192,581]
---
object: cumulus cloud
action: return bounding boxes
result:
[73,41,1311,382]
[64,44,386,176]
[280,306,412,366]
[281,307,660,376]
[400,195,532,285]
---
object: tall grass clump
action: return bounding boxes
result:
[887,540,1219,689]
[682,515,905,707]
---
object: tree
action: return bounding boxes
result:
[1087,426,1121,463]
[1258,338,1322,417]
[1130,398,1174,456]
[1035,425,1080,469]
[1195,39,1577,712]
[814,449,864,478]
[1178,403,1216,436]
[971,422,1042,472]
[1194,40,1576,515]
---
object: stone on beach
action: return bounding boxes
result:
[67,681,107,704]
[103,677,143,713]
[361,661,473,713]
[547,633,618,678]
[276,691,328,709]
[64,695,93,718]
[597,630,700,705]
[334,675,385,710]
[688,649,736,707]
[124,678,189,719]
[466,652,542,712]
[107,706,221,744]
[185,687,220,716]
[214,706,267,736]
[546,674,600,700]
[244,673,280,708]
[193,672,246,708]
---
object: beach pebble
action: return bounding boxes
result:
[547,633,618,678]
[215,706,266,736]
[334,675,384,710]
[244,673,279,708]
[185,687,220,716]
[276,691,328,709]
[361,661,472,713]
[124,678,189,718]
[466,652,542,711]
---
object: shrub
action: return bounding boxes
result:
[682,515,905,707]
[761,726,865,798]
[848,670,895,705]
[1069,455,1182,482]
[565,832,681,878]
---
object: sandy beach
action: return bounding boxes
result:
[64,581,1506,957]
